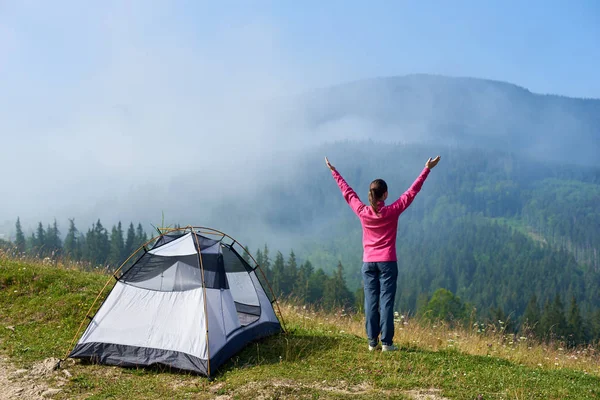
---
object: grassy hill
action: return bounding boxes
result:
[1,254,600,399]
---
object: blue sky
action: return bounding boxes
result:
[1,0,598,98]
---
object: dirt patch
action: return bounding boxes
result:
[215,379,449,399]
[0,356,450,400]
[212,379,373,399]
[0,357,67,400]
[404,388,450,400]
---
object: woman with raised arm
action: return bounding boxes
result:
[325,155,440,351]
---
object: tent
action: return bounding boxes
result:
[67,227,284,377]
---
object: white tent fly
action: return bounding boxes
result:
[68,227,283,377]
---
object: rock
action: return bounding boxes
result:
[41,388,62,398]
[31,357,61,377]
[12,368,28,377]
[62,369,72,378]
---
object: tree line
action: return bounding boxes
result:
[4,216,599,346]
[420,288,600,347]
[11,217,148,268]
[247,245,355,311]
[6,218,357,311]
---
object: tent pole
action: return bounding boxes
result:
[192,227,212,377]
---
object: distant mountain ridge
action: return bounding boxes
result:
[277,74,600,167]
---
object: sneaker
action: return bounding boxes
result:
[382,344,398,352]
[368,343,380,351]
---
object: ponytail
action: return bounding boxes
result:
[368,179,388,216]
[369,188,379,214]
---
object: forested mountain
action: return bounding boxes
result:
[207,141,600,327]
[185,75,600,328]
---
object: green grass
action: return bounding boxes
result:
[1,256,599,399]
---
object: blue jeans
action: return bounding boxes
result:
[362,261,398,346]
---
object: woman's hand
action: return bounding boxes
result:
[325,157,336,171]
[426,156,441,169]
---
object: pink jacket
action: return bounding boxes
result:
[331,167,430,262]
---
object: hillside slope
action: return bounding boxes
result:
[1,256,599,399]
[204,142,600,324]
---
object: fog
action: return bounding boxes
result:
[0,2,344,243]
[1,2,598,250]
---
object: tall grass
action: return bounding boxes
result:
[2,252,600,399]
[282,302,600,377]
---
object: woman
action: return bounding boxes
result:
[325,155,440,351]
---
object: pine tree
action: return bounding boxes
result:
[124,223,136,256]
[45,219,61,256]
[255,248,264,267]
[86,219,110,266]
[262,244,272,282]
[96,220,110,265]
[83,226,94,262]
[323,262,354,310]
[489,306,515,333]
[567,296,584,347]
[522,294,541,337]
[27,233,36,254]
[77,233,87,265]
[135,223,147,250]
[282,250,298,295]
[63,219,79,259]
[35,222,46,256]
[15,217,26,253]
[592,309,600,342]
[293,260,313,303]
[308,268,327,304]
[108,222,125,268]
[242,246,251,264]
[541,295,568,341]
[354,287,365,312]
[292,264,307,302]
[52,219,62,252]
[272,251,285,297]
